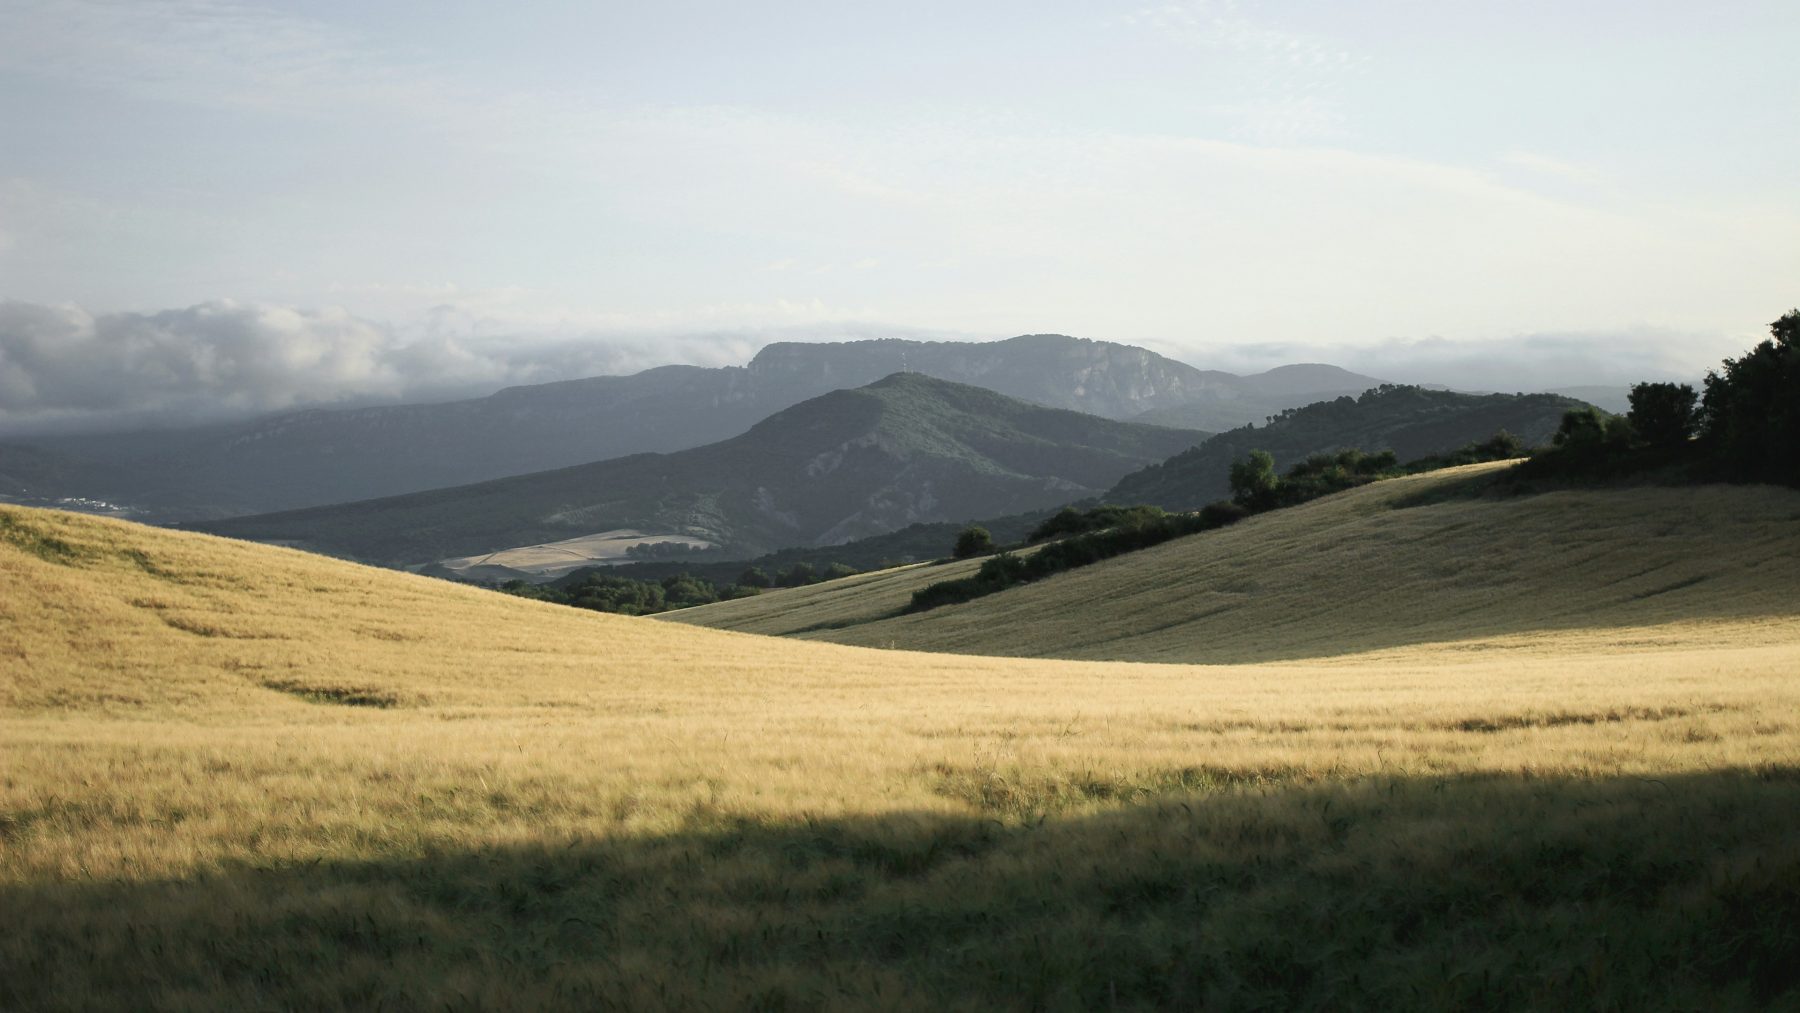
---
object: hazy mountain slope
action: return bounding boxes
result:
[1549,385,1633,414]
[671,462,1800,663]
[194,373,1205,565]
[8,364,773,521]
[745,333,1242,418]
[0,442,78,499]
[0,335,1380,520]
[1108,385,1587,510]
[1129,362,1387,431]
[1234,363,1385,397]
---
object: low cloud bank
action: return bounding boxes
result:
[1191,329,1723,394]
[2,297,1734,436]
[0,300,775,434]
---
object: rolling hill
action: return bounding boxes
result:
[193,373,1207,566]
[6,480,1800,1009]
[671,462,1800,663]
[0,334,1381,521]
[1106,384,1589,511]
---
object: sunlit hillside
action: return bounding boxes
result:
[674,462,1800,664]
[4,500,1799,1010]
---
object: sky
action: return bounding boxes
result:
[1,0,1796,430]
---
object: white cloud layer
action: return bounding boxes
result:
[1188,328,1729,393]
[3,295,1764,437]
[0,299,967,434]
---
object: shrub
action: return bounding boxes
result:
[953,525,995,559]
[1029,508,1090,542]
[976,551,1029,584]
[1406,431,1527,473]
[1198,500,1250,528]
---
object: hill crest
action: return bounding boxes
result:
[194,373,1207,566]
[671,464,1800,665]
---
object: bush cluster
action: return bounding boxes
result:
[1402,431,1526,473]
[501,560,859,617]
[908,433,1531,615]
[909,503,1246,612]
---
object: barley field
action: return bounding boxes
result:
[674,463,1800,664]
[4,477,1799,1010]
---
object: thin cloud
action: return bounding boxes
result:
[1195,329,1733,393]
[0,0,426,115]
[1120,0,1365,142]
[0,299,973,434]
[1503,150,1605,186]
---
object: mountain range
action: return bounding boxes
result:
[194,373,1206,565]
[0,334,1378,521]
[469,384,1600,592]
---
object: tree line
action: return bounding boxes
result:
[499,559,860,617]
[1518,309,1798,487]
[910,436,1526,613]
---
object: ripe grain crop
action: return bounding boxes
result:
[3,472,1798,1010]
[674,462,1800,664]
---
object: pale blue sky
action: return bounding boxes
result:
[1,1,1796,427]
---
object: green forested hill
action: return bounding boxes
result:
[1107,385,1588,510]
[195,373,1205,566]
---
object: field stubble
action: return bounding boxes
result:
[3,477,1799,1010]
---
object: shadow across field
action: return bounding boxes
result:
[6,769,1799,1011]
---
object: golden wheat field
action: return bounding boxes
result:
[4,466,1800,1010]
[672,463,1800,664]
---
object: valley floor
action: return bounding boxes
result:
[3,485,1799,1010]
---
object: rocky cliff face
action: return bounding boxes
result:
[747,333,1240,419]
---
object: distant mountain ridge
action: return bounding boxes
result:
[194,373,1207,566]
[0,334,1383,521]
[1106,385,1592,511]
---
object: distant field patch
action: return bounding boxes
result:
[432,529,717,582]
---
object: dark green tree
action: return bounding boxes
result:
[1552,407,1607,450]
[1700,309,1800,485]
[777,562,816,587]
[1029,507,1089,542]
[659,574,718,608]
[737,566,772,589]
[1228,450,1280,511]
[1627,382,1698,447]
[953,525,995,559]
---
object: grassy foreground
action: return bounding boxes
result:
[4,498,1800,1009]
